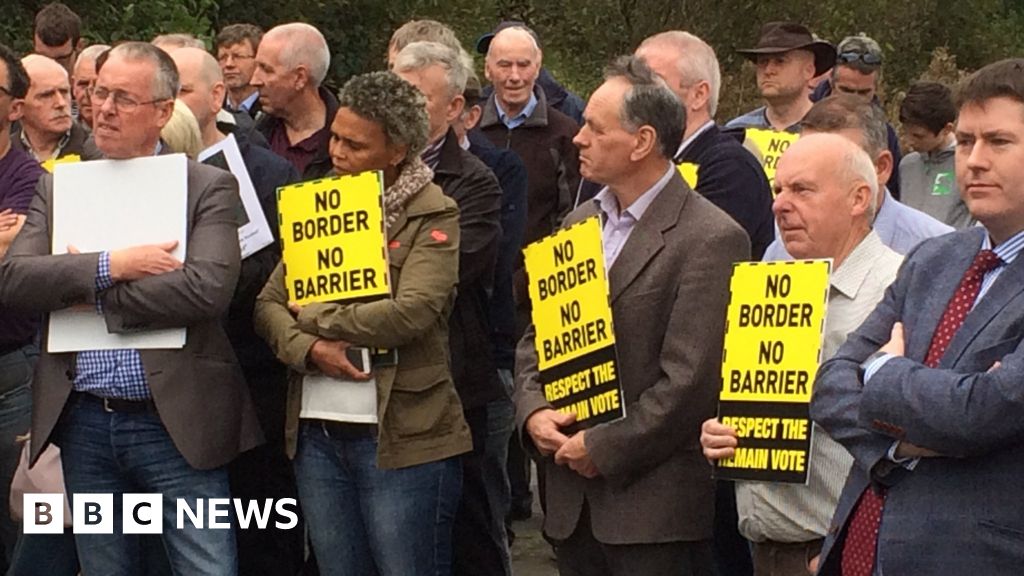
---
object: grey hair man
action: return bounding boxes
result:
[72,44,109,130]
[762,94,952,261]
[702,132,902,576]
[636,30,774,259]
[151,33,205,51]
[516,55,749,575]
[0,41,261,575]
[251,22,336,178]
[394,40,508,576]
[214,23,264,117]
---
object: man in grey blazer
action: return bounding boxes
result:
[515,55,749,575]
[0,42,261,576]
[811,58,1024,575]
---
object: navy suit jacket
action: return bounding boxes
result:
[675,124,774,259]
[811,227,1024,575]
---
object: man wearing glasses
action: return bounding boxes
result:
[812,34,904,199]
[214,23,264,120]
[0,42,262,576]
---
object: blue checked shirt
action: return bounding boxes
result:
[72,251,150,400]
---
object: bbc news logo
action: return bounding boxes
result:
[24,494,299,534]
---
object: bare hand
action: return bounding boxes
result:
[525,409,576,456]
[894,441,941,459]
[308,338,370,381]
[287,301,303,316]
[554,431,600,478]
[109,241,182,281]
[808,554,820,574]
[701,418,739,462]
[880,322,905,357]
[0,209,18,232]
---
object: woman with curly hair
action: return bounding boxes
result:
[255,71,472,576]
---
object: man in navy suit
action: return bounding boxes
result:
[636,30,774,259]
[811,58,1024,575]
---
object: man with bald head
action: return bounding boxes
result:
[251,22,337,179]
[72,44,109,131]
[12,54,99,165]
[637,31,774,259]
[170,46,301,575]
[701,133,902,576]
[0,41,262,575]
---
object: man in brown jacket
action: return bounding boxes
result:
[0,42,261,575]
[515,56,749,575]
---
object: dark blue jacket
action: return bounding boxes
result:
[676,124,775,260]
[468,130,528,371]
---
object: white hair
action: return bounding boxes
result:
[486,27,541,61]
[265,23,330,86]
[78,44,110,63]
[638,31,722,116]
[394,41,471,99]
[835,136,880,218]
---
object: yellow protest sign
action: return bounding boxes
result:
[277,172,391,305]
[524,216,624,430]
[715,259,831,484]
[41,154,81,174]
[745,128,799,191]
[676,162,699,189]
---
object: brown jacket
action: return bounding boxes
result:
[254,180,473,469]
[0,160,263,470]
[515,171,750,544]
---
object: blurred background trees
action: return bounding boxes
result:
[2,0,1022,122]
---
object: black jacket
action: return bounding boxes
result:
[469,130,528,371]
[11,119,101,162]
[432,128,504,409]
[675,124,775,260]
[254,86,338,181]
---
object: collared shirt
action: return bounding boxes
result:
[592,164,674,269]
[495,92,538,130]
[675,120,715,158]
[20,128,71,163]
[268,122,330,177]
[763,188,954,261]
[73,252,149,400]
[737,231,903,543]
[228,90,260,114]
[421,135,446,171]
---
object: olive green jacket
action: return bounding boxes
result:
[254,181,472,469]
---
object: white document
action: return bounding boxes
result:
[300,348,378,423]
[48,154,188,353]
[198,133,275,259]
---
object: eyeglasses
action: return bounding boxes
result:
[89,86,167,113]
[837,51,882,66]
[217,52,255,64]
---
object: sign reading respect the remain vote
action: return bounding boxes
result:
[277,172,391,305]
[524,216,625,432]
[745,128,800,192]
[715,260,831,484]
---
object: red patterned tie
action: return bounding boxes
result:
[840,249,1002,576]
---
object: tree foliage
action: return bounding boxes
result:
[4,0,1024,121]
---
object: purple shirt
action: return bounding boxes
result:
[0,146,45,349]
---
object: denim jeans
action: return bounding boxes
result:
[54,395,237,576]
[294,420,461,576]
[0,344,36,570]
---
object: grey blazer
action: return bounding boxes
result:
[811,226,1024,575]
[0,159,263,470]
[515,171,750,544]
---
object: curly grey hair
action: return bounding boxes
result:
[338,71,430,161]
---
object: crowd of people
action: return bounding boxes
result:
[0,2,1020,576]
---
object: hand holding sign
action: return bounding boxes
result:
[109,241,183,281]
[554,431,599,478]
[700,418,739,462]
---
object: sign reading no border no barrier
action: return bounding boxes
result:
[524,216,625,432]
[715,259,831,484]
[277,172,391,305]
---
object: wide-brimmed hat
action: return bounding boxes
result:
[737,22,836,76]
[475,20,541,55]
